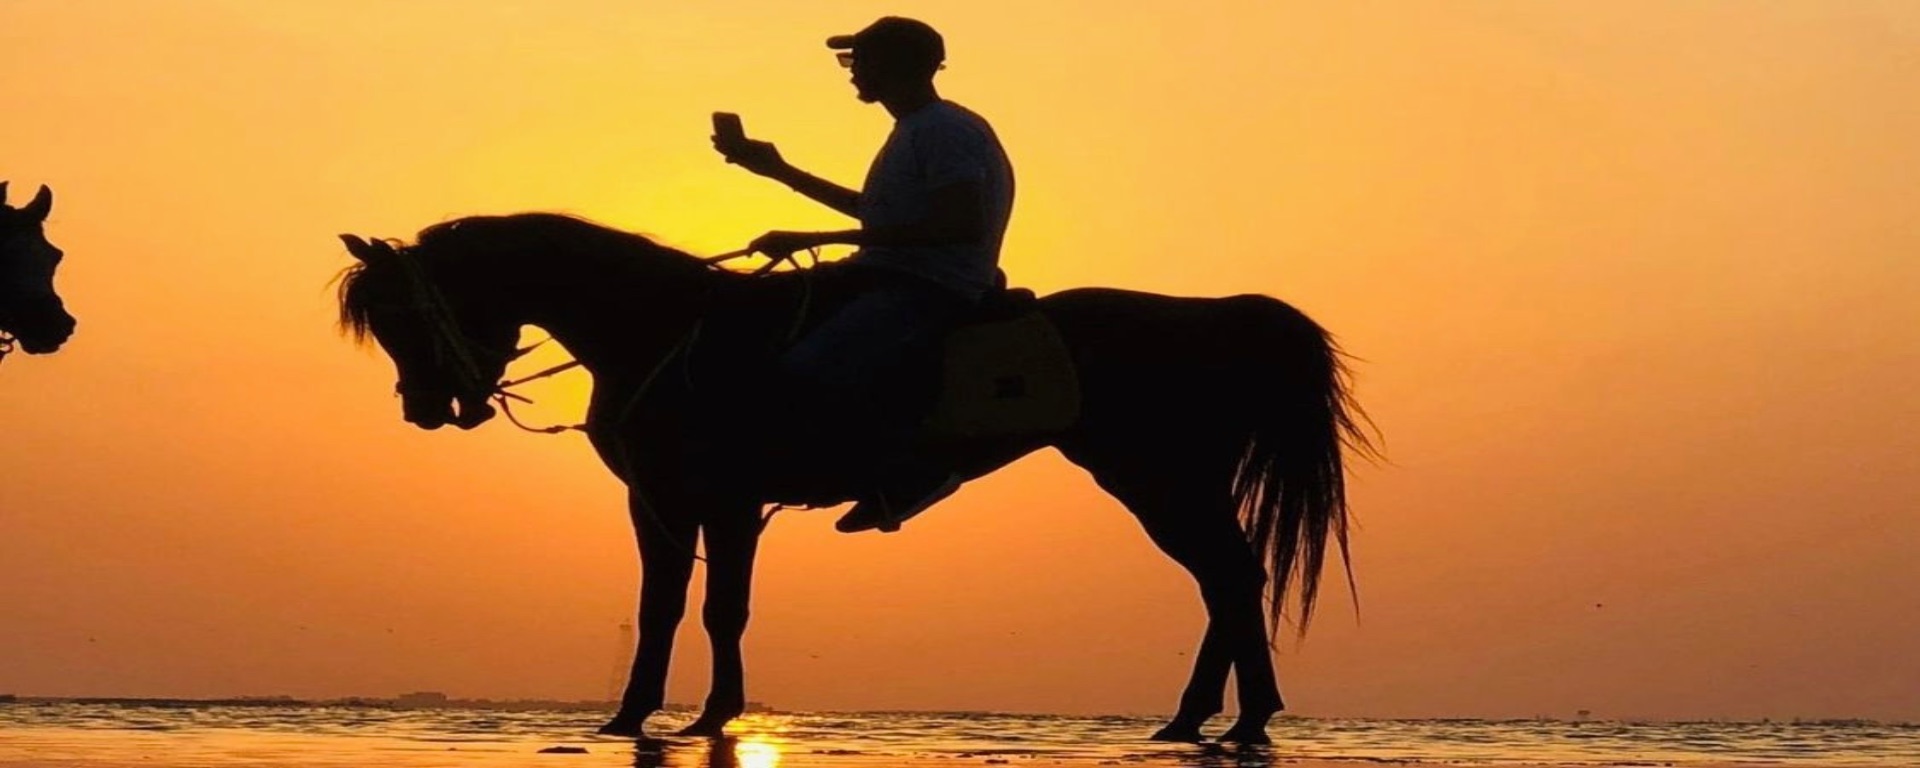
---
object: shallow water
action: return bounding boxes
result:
[2,704,1916,767]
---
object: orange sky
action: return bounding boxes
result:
[3,1,1917,721]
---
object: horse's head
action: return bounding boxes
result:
[337,233,518,431]
[0,182,77,355]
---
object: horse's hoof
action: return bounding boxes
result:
[676,716,731,737]
[1150,723,1206,743]
[1217,723,1272,745]
[597,716,647,737]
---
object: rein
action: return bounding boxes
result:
[391,243,821,561]
[490,352,586,434]
[480,245,818,436]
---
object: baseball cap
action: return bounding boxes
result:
[826,17,945,70]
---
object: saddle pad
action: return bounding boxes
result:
[922,312,1081,439]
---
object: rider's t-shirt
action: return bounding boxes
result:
[849,100,1015,301]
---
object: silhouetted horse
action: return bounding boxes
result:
[0,182,75,360]
[336,213,1371,744]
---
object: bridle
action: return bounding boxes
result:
[0,270,35,368]
[390,246,498,397]
[378,240,819,562]
[0,241,32,367]
[384,241,815,435]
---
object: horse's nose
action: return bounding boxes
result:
[402,395,454,430]
[452,396,496,430]
[14,309,75,354]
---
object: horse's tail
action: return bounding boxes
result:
[1228,296,1376,639]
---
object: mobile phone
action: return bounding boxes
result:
[712,112,746,145]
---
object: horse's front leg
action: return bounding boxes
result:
[677,503,762,737]
[599,488,699,737]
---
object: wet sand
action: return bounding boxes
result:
[0,757,1876,768]
[0,729,1879,768]
[5,708,1908,768]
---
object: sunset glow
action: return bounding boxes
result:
[3,1,1917,722]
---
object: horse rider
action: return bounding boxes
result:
[712,16,1016,533]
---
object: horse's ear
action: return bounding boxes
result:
[340,234,378,263]
[24,185,53,222]
[0,181,9,206]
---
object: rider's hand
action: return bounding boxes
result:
[714,137,788,178]
[749,230,823,261]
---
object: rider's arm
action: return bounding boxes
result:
[751,180,982,255]
[748,116,994,255]
[714,134,862,219]
[765,165,862,219]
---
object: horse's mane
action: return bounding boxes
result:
[336,213,711,343]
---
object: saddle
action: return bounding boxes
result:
[695,268,1080,446]
[922,287,1081,440]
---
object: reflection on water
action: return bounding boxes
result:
[625,733,1277,768]
[2,703,1918,767]
[734,738,782,768]
[631,736,783,768]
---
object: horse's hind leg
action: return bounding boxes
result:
[1156,508,1283,744]
[1087,467,1282,744]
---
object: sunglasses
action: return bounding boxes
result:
[834,52,945,70]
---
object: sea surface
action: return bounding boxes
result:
[3,703,1917,767]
